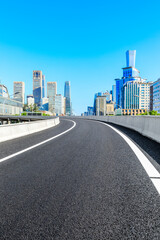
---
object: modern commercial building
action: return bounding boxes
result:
[0,84,23,115]
[153,78,160,113]
[93,92,103,114]
[42,75,45,98]
[123,80,151,110]
[47,82,57,114]
[87,106,94,116]
[103,90,112,101]
[27,94,34,106]
[106,101,114,115]
[64,81,71,116]
[115,50,150,110]
[13,81,25,104]
[150,85,153,111]
[33,70,43,106]
[96,96,106,116]
[55,94,64,115]
[112,85,116,103]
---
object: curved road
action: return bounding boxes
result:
[0,118,160,239]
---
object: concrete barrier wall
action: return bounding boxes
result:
[0,117,60,143]
[80,116,160,144]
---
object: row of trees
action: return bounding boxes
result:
[23,104,39,112]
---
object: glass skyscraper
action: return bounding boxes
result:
[33,70,43,106]
[64,81,71,116]
[47,82,57,114]
[42,75,45,98]
[115,50,142,109]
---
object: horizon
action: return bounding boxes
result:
[1,0,160,115]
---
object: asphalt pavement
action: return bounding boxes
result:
[0,118,160,239]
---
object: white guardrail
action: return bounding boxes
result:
[0,117,60,143]
[81,116,160,144]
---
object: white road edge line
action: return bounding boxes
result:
[0,120,76,164]
[99,121,160,195]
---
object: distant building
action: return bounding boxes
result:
[55,94,64,115]
[13,81,25,104]
[27,94,34,106]
[103,90,112,101]
[47,82,57,113]
[106,101,114,115]
[33,70,43,106]
[153,78,160,113]
[64,81,71,115]
[0,84,23,115]
[93,92,103,115]
[96,96,106,116]
[42,75,45,98]
[87,106,94,116]
[115,50,148,110]
[40,97,49,111]
[112,85,116,103]
[123,81,151,110]
[150,85,153,111]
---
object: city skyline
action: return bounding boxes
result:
[1,0,160,114]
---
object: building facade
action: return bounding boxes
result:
[13,81,25,104]
[55,94,64,115]
[27,94,34,106]
[33,70,43,106]
[0,84,23,115]
[153,78,160,113]
[96,96,106,116]
[115,50,150,110]
[42,75,45,98]
[47,82,57,114]
[64,81,71,116]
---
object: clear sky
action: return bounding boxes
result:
[0,0,160,115]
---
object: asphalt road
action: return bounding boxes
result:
[0,118,160,240]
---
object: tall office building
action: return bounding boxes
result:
[123,81,151,110]
[153,78,160,113]
[13,81,25,104]
[115,50,143,109]
[42,75,45,98]
[55,94,65,115]
[112,85,116,103]
[126,50,136,68]
[33,70,43,106]
[47,82,57,113]
[96,96,106,116]
[64,81,71,115]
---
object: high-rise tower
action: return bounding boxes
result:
[64,81,71,116]
[13,81,25,104]
[126,50,136,68]
[33,70,43,106]
[47,82,57,113]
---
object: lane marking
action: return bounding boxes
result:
[99,121,160,195]
[0,120,76,164]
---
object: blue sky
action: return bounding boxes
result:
[0,0,160,114]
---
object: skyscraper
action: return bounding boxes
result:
[13,81,25,104]
[64,81,71,116]
[42,75,45,98]
[126,50,136,68]
[115,50,141,109]
[55,94,65,115]
[47,82,57,113]
[33,70,42,106]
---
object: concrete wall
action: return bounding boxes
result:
[81,116,160,144]
[0,117,60,143]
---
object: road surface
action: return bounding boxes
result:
[0,118,160,239]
